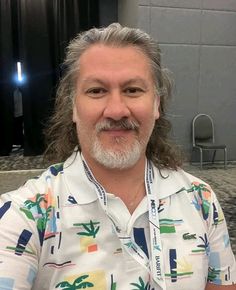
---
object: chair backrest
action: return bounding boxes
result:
[192,114,215,146]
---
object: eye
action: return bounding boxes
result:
[124,87,145,97]
[86,87,107,98]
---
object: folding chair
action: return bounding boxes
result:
[192,114,227,169]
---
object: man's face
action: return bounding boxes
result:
[73,44,160,169]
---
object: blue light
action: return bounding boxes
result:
[14,61,26,85]
[17,62,22,81]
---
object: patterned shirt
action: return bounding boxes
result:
[0,152,235,290]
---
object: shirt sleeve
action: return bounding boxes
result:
[207,188,236,285]
[0,182,43,290]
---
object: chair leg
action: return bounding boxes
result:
[212,150,216,164]
[199,148,203,170]
[224,148,227,169]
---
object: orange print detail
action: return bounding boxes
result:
[88,244,98,252]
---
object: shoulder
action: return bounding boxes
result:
[155,167,222,225]
[1,162,65,205]
[154,166,213,199]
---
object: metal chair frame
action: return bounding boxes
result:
[192,113,227,169]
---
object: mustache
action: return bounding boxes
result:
[96,118,139,132]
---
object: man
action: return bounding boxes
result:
[0,23,235,290]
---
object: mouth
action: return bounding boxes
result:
[101,128,135,138]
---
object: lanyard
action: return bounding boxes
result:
[145,160,166,289]
[82,158,166,289]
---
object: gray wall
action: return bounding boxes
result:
[119,0,236,162]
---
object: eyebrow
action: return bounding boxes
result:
[80,77,149,88]
[122,78,148,88]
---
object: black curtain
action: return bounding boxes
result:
[0,0,99,156]
[0,0,15,155]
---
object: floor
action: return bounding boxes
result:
[0,152,235,256]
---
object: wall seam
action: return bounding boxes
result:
[149,5,236,13]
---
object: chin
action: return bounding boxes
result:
[92,142,143,170]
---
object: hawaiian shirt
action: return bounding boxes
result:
[0,152,235,290]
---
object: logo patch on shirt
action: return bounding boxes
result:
[183,233,197,240]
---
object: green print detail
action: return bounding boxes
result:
[21,194,53,230]
[178,182,211,220]
[73,220,100,238]
[177,182,210,195]
[159,219,183,234]
[191,249,205,253]
[110,274,117,290]
[166,254,194,281]
[197,234,210,255]
[24,193,47,216]
[130,276,154,290]
[165,271,194,278]
[6,246,35,255]
[50,163,64,176]
[124,241,133,248]
[39,207,52,231]
[20,207,34,220]
[183,233,197,240]
[208,267,221,282]
[56,275,94,289]
[191,234,210,255]
[20,193,54,245]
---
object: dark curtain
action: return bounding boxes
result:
[0,0,15,155]
[20,0,99,155]
[0,0,99,156]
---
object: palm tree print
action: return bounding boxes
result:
[194,184,211,220]
[73,220,100,238]
[197,234,210,256]
[56,275,94,289]
[191,195,201,211]
[177,182,211,220]
[20,193,53,245]
[24,193,47,214]
[208,267,221,282]
[130,276,154,290]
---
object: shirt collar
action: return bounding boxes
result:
[63,151,183,205]
[63,151,98,204]
[153,166,185,199]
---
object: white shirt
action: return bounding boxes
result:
[0,151,235,289]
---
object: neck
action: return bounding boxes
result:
[82,153,146,213]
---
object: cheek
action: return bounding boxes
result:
[73,103,98,132]
[72,101,90,124]
[137,99,159,124]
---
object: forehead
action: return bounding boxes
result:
[77,44,153,81]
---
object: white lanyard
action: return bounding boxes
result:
[82,158,166,289]
[145,160,166,289]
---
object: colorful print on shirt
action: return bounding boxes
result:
[0,152,235,290]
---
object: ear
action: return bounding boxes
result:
[72,105,78,123]
[154,95,160,120]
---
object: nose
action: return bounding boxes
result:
[103,91,131,120]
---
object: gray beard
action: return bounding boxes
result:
[91,137,143,169]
